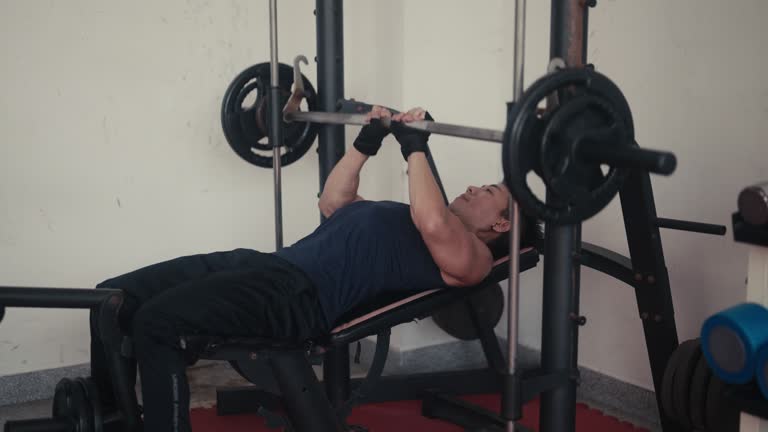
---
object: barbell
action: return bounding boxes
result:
[282,56,504,143]
[221,55,677,223]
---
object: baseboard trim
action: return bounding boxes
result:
[0,363,90,406]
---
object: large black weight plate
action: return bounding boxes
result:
[221,62,319,168]
[661,340,694,422]
[540,94,634,202]
[690,352,713,431]
[502,67,634,224]
[77,377,103,432]
[705,376,739,432]
[53,377,92,432]
[672,339,702,430]
[432,283,505,341]
[52,378,74,422]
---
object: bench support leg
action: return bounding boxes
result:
[269,350,346,432]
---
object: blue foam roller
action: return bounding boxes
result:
[755,344,768,400]
[701,302,768,384]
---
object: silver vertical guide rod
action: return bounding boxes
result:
[269,0,283,250]
[506,0,526,431]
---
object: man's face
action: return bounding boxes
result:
[449,183,510,230]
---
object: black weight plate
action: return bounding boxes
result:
[539,94,633,200]
[72,379,93,432]
[705,376,739,432]
[502,67,634,224]
[78,377,103,432]
[53,377,92,432]
[661,340,689,422]
[690,352,713,431]
[432,283,504,341]
[672,339,702,430]
[221,62,319,168]
[52,378,74,421]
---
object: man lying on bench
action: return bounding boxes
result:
[91,106,538,431]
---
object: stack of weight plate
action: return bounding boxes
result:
[661,339,740,432]
[3,376,123,432]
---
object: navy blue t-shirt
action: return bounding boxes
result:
[274,200,447,327]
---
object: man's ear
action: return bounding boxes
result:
[493,218,511,234]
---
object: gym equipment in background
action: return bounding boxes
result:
[659,339,740,432]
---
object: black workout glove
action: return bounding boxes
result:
[352,118,390,156]
[391,112,433,161]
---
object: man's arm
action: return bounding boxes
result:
[406,152,492,286]
[392,108,492,286]
[318,107,392,218]
[318,148,368,218]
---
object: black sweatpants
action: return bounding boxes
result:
[90,248,329,432]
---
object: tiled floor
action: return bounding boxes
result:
[0,360,363,428]
[0,361,659,432]
[0,361,252,427]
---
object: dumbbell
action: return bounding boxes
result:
[739,182,768,226]
[702,302,768,403]
[701,303,768,385]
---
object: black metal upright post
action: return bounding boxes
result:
[539,1,589,431]
[620,173,682,432]
[316,0,345,207]
[549,0,589,69]
[316,0,350,409]
[539,223,579,432]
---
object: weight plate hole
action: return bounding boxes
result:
[240,81,259,110]
[536,98,548,113]
[526,171,546,203]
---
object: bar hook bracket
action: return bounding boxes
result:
[283,55,309,119]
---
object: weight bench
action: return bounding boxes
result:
[188,247,540,431]
[0,248,538,432]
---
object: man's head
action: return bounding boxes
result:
[448,183,511,244]
[449,182,541,258]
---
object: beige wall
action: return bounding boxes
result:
[1,0,767,395]
[0,0,402,375]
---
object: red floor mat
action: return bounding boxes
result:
[190,394,649,431]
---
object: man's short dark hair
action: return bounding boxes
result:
[487,212,542,260]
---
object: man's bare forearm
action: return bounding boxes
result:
[318,147,369,216]
[407,153,449,230]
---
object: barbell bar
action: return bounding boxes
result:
[283,55,504,143]
[282,55,674,176]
